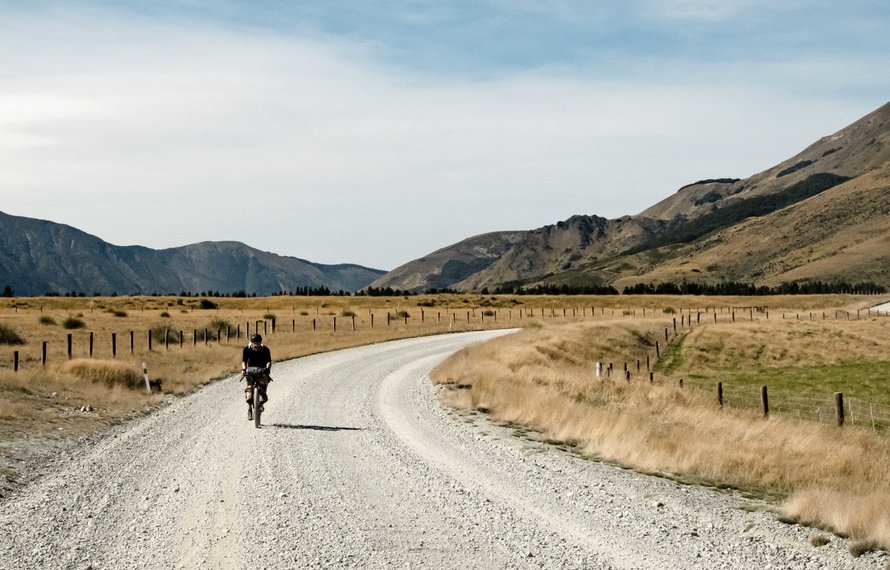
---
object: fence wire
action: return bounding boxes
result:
[715,384,890,433]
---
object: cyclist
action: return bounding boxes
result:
[242,333,272,418]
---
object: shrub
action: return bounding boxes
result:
[0,323,26,345]
[299,311,309,316]
[159,311,171,318]
[38,316,57,326]
[111,310,127,318]
[392,310,409,320]
[482,309,495,317]
[263,313,276,320]
[341,310,356,317]
[150,325,182,344]
[62,317,86,330]
[199,299,218,310]
[208,317,235,337]
[63,359,142,390]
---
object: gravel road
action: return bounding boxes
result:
[0,330,885,569]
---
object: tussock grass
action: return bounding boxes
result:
[62,317,86,329]
[63,359,143,390]
[38,316,56,326]
[432,319,890,549]
[0,323,26,345]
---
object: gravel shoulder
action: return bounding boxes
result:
[0,330,885,569]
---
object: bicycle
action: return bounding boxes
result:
[241,366,269,428]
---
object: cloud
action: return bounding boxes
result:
[0,6,884,269]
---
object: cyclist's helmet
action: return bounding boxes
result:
[250,333,262,343]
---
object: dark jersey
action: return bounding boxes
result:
[242,345,272,369]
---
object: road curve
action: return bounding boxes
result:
[0,331,879,569]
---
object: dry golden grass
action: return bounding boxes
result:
[432,317,890,549]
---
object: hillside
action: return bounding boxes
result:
[368,230,527,292]
[0,211,385,296]
[374,100,890,292]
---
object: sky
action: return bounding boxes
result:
[1,1,888,270]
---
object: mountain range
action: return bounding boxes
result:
[0,211,385,296]
[371,100,890,292]
[4,101,888,297]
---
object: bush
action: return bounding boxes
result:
[0,323,26,345]
[150,325,182,344]
[482,309,495,317]
[263,313,276,320]
[208,317,235,337]
[159,311,170,318]
[341,310,356,317]
[38,316,57,326]
[392,310,409,320]
[111,310,127,318]
[62,317,86,329]
[199,299,218,310]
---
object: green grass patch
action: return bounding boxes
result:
[685,361,890,408]
[654,333,687,375]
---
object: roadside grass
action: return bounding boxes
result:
[431,317,890,550]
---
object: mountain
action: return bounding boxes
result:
[0,211,385,296]
[369,231,527,292]
[374,100,890,292]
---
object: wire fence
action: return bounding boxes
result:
[720,383,890,433]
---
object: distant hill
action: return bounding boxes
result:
[373,100,890,292]
[368,231,527,292]
[0,211,385,296]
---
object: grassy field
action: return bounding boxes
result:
[431,306,890,551]
[2,292,889,537]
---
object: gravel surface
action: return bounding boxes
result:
[0,330,886,569]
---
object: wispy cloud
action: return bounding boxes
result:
[0,4,886,268]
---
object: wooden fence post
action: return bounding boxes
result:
[130,331,134,354]
[761,386,769,417]
[13,351,18,372]
[835,392,845,426]
[148,330,152,352]
[193,329,197,346]
[89,332,94,357]
[165,328,170,350]
[333,317,337,333]
[312,319,316,332]
[42,341,47,366]
[717,382,723,408]
[655,341,660,358]
[352,315,356,331]
[112,333,117,357]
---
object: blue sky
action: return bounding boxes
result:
[1,1,888,270]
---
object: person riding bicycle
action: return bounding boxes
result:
[242,333,272,418]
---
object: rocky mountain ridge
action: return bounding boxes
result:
[371,100,890,292]
[0,211,385,296]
